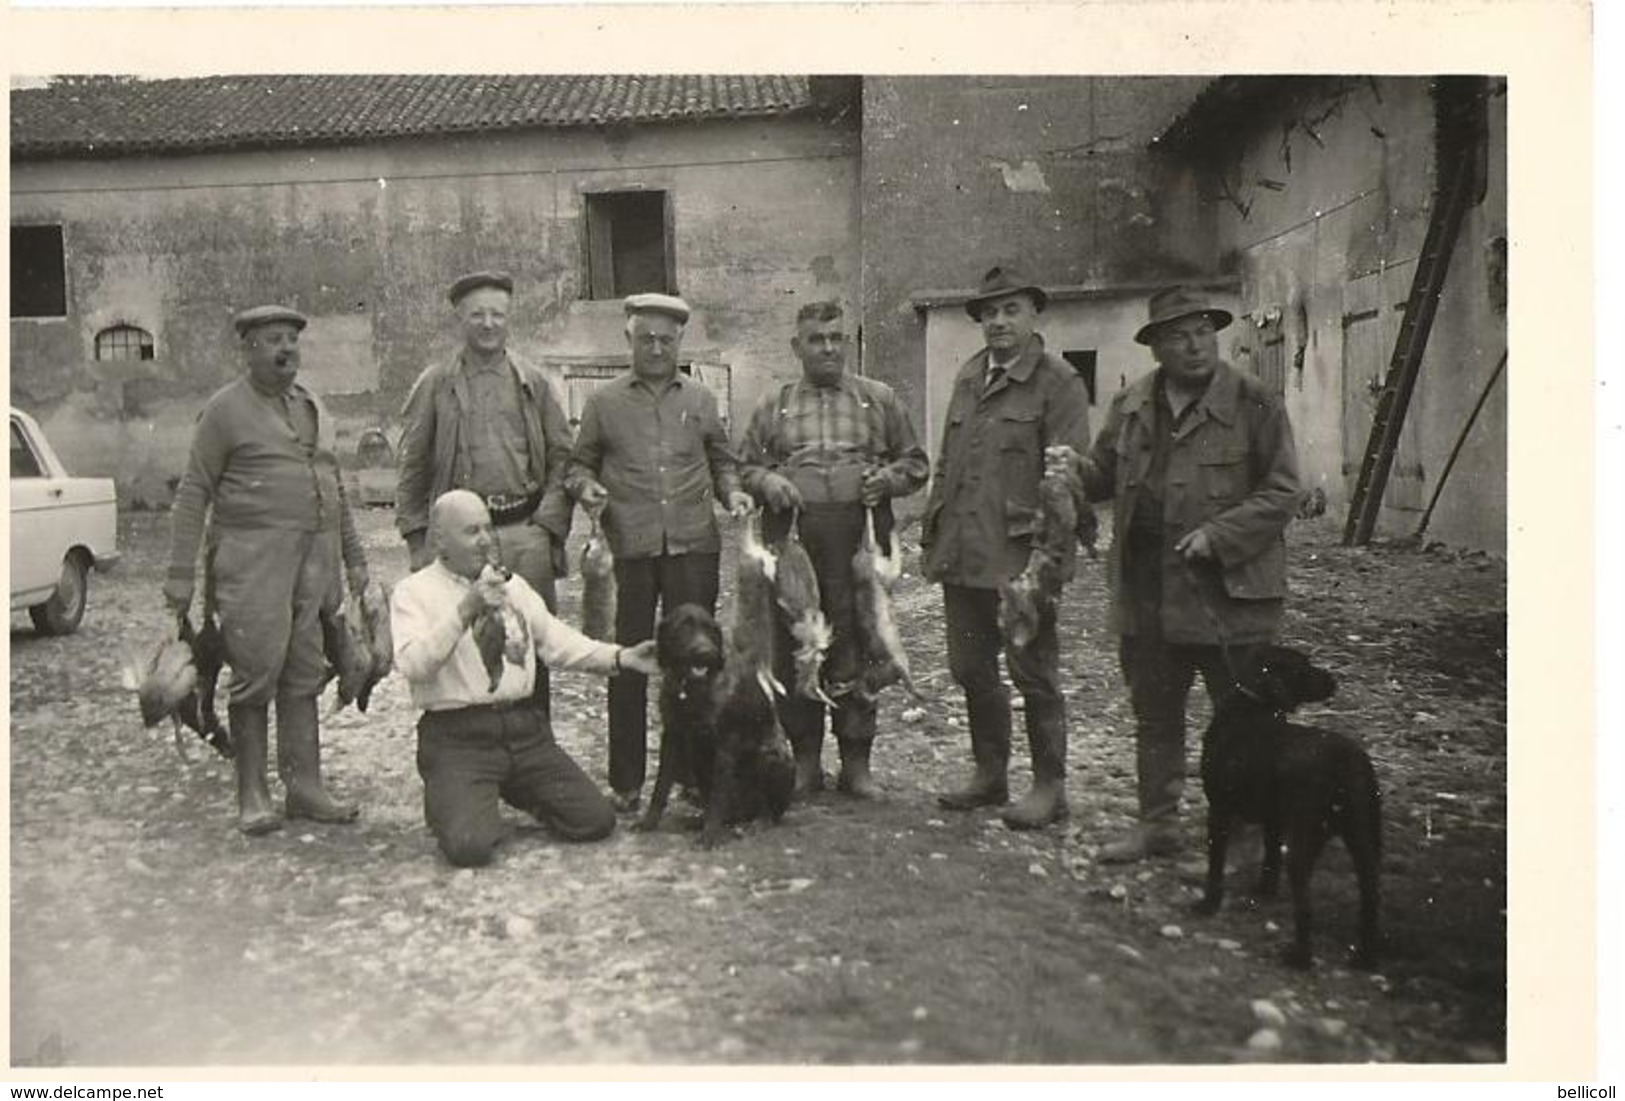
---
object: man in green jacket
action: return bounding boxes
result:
[923,267,1091,830]
[1071,287,1302,862]
[395,271,575,713]
[164,305,370,835]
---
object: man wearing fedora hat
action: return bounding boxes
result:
[566,293,755,813]
[396,271,577,714]
[924,266,1092,831]
[1064,285,1302,862]
[164,305,371,835]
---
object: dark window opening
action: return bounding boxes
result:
[585,190,672,299]
[1061,350,1098,404]
[95,324,156,361]
[12,225,67,319]
[11,421,45,478]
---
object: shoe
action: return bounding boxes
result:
[1099,823,1181,863]
[936,771,1009,811]
[1000,781,1069,830]
[610,790,642,814]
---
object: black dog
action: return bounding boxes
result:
[635,604,795,848]
[1192,645,1382,971]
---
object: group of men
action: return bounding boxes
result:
[164,265,1300,868]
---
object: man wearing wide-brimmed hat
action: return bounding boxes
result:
[164,304,371,835]
[923,266,1092,831]
[396,271,577,714]
[566,293,754,813]
[1064,285,1302,862]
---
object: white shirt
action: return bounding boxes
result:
[392,560,619,711]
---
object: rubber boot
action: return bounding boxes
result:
[277,693,359,823]
[836,738,879,799]
[229,703,282,836]
[1002,698,1070,830]
[792,741,825,799]
[937,693,1011,810]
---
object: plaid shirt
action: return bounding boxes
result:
[739,373,928,505]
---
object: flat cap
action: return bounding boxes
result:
[623,292,691,324]
[448,270,515,305]
[233,305,308,338]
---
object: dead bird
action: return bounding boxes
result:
[849,507,920,700]
[579,506,617,642]
[321,596,374,712]
[998,449,1081,651]
[177,613,232,757]
[469,562,529,693]
[128,626,197,731]
[356,579,394,712]
[771,513,834,706]
[731,508,784,699]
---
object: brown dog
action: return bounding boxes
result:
[1191,645,1382,971]
[636,604,795,848]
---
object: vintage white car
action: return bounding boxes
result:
[9,408,121,634]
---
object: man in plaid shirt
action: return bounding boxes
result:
[739,300,929,798]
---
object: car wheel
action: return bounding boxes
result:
[30,550,89,635]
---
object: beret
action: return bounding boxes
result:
[623,292,691,324]
[233,305,308,337]
[448,270,515,305]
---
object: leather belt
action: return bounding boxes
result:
[483,489,541,526]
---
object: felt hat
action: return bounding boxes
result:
[1134,286,1234,345]
[447,270,515,305]
[964,265,1048,320]
[233,304,308,338]
[623,292,692,324]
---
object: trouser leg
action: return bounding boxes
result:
[937,585,1011,808]
[1120,634,1198,824]
[417,711,507,868]
[495,520,557,716]
[1003,599,1069,829]
[499,707,616,842]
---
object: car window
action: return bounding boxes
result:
[11,421,45,479]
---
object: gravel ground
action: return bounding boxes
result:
[9,505,1505,1067]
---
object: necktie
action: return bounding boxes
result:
[984,364,1006,394]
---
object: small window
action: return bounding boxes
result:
[96,324,156,361]
[11,421,45,479]
[12,225,67,319]
[1061,350,1098,404]
[585,190,672,299]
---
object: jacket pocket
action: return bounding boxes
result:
[1004,499,1040,538]
[1197,444,1249,503]
[1220,538,1288,600]
[999,410,1042,504]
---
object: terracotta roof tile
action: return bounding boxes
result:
[12,74,820,159]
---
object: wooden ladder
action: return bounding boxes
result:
[1342,156,1477,546]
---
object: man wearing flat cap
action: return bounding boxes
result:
[164,305,370,835]
[924,266,1092,831]
[1062,286,1302,862]
[396,271,576,714]
[566,293,754,813]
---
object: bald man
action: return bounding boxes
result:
[391,490,656,867]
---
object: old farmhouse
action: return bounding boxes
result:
[10,75,861,506]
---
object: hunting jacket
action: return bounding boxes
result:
[921,334,1091,590]
[1080,361,1301,644]
[395,350,575,544]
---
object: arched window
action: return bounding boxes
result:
[95,324,155,361]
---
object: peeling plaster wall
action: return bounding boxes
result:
[10,116,859,505]
[860,76,1215,436]
[1191,77,1506,551]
